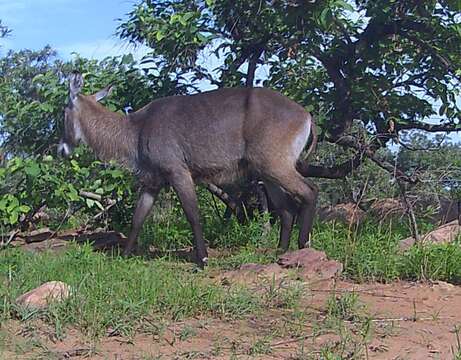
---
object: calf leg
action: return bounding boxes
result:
[263,169,317,250]
[297,181,318,248]
[264,181,295,251]
[124,189,159,256]
[279,210,295,251]
[170,171,208,268]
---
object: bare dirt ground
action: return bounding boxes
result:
[2,277,461,360]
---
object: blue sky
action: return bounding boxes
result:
[0,0,142,59]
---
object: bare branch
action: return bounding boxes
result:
[79,191,102,201]
[401,33,460,78]
[204,183,238,214]
[396,122,461,133]
[297,153,364,179]
[330,135,418,183]
[246,47,264,87]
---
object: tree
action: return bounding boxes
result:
[0,20,10,38]
[118,0,461,179]
[397,132,461,199]
[0,47,190,156]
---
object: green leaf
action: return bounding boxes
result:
[94,201,105,211]
[319,7,331,28]
[31,74,45,83]
[182,12,196,23]
[156,31,166,41]
[121,54,134,65]
[335,0,354,12]
[25,162,41,177]
[196,32,209,44]
[86,198,95,208]
[6,196,19,212]
[67,185,80,201]
[18,205,31,213]
[9,211,19,225]
[0,198,7,211]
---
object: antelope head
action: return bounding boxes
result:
[57,72,113,158]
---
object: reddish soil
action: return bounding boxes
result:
[3,278,461,359]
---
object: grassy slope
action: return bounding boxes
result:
[1,208,461,358]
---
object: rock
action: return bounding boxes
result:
[11,228,126,253]
[318,203,364,226]
[219,249,343,285]
[432,280,455,291]
[400,220,461,251]
[23,238,69,253]
[22,228,53,243]
[239,263,282,274]
[369,196,460,225]
[15,281,71,309]
[278,248,327,268]
[278,248,343,281]
[220,263,286,285]
[434,198,460,225]
[370,198,406,220]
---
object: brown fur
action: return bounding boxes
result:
[74,96,138,167]
[58,73,318,267]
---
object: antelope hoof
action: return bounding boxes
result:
[192,249,208,269]
[122,245,138,257]
[195,256,207,269]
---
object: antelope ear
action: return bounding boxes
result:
[69,72,83,101]
[93,84,114,102]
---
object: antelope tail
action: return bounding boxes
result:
[296,117,317,177]
[305,116,317,160]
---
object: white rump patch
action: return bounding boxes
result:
[292,117,311,160]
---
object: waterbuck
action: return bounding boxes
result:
[58,73,318,267]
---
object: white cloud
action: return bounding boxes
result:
[57,38,150,61]
[0,0,70,22]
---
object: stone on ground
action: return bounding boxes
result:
[15,281,71,309]
[221,248,343,285]
[318,202,364,226]
[278,248,343,281]
[400,220,461,250]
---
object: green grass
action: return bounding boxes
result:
[138,189,461,284]
[0,244,263,338]
[400,241,461,283]
[2,204,461,350]
[136,189,461,284]
[312,220,461,284]
[312,220,404,282]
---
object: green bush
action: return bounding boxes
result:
[0,153,135,234]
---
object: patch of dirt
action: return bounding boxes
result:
[334,280,461,359]
[4,251,461,359]
[5,280,461,359]
[218,248,343,286]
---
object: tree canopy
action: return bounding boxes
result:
[118,0,461,176]
[0,20,10,38]
[0,47,190,156]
